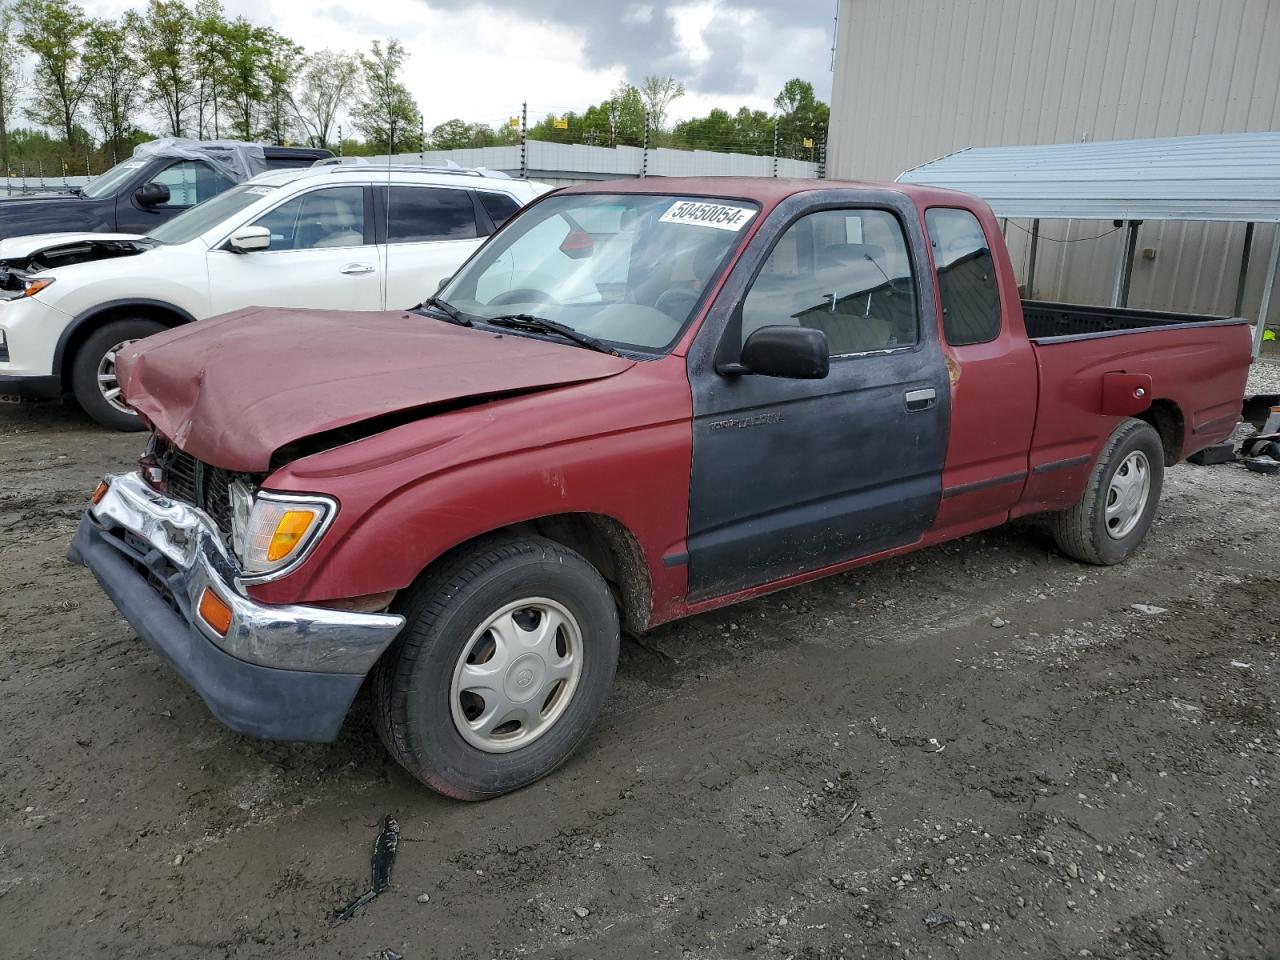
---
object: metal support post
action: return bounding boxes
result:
[1026,219,1040,298]
[1253,226,1280,357]
[1111,220,1141,307]
[772,119,779,178]
[1234,222,1254,317]
[641,110,649,178]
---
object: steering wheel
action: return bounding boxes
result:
[487,288,561,307]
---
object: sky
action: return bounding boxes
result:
[80,0,837,132]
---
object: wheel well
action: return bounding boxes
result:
[430,514,653,635]
[58,303,188,388]
[1138,399,1184,466]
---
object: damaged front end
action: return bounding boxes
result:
[0,236,154,300]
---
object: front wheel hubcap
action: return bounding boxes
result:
[449,598,583,753]
[97,340,138,415]
[1104,450,1151,539]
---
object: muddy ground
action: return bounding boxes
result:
[1,395,1278,960]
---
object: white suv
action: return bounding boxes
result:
[0,164,548,428]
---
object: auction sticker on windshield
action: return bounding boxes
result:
[659,201,756,232]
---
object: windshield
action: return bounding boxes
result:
[146,183,277,245]
[80,158,150,198]
[438,193,757,352]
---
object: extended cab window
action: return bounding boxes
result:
[926,208,1001,346]
[386,186,478,242]
[151,160,235,209]
[742,208,917,355]
[251,186,367,250]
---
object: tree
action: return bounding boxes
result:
[15,0,96,149]
[0,1,22,173]
[290,49,356,150]
[352,39,419,153]
[259,28,303,144]
[131,0,193,138]
[83,18,144,159]
[638,75,684,135]
[191,0,228,138]
[773,77,827,158]
[215,17,270,141]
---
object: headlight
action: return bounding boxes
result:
[232,490,337,579]
[23,277,54,298]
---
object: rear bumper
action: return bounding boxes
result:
[67,473,405,742]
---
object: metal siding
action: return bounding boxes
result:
[829,0,1280,317]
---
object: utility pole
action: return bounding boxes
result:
[641,110,650,178]
[419,114,426,162]
[772,118,779,177]
[520,101,528,179]
[338,125,344,157]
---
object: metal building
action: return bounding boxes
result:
[827,0,1280,328]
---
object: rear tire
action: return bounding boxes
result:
[1050,418,1164,565]
[371,537,620,800]
[71,319,165,431]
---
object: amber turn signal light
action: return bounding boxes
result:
[91,480,109,505]
[267,510,318,562]
[198,588,233,636]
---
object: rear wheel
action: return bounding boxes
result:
[71,319,165,431]
[371,537,620,800]
[1050,418,1164,565]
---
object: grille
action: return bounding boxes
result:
[148,435,253,545]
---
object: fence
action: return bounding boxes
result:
[374,139,822,186]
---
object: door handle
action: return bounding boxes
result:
[340,263,375,275]
[904,387,937,412]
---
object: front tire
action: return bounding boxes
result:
[1050,418,1165,565]
[71,319,165,431]
[371,537,620,800]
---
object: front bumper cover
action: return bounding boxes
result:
[68,472,405,742]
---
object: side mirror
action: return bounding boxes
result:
[227,225,271,253]
[720,325,829,379]
[133,182,170,207]
[437,276,450,292]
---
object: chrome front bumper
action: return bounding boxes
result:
[68,472,405,742]
[77,472,404,675]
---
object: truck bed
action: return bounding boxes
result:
[1021,300,1239,341]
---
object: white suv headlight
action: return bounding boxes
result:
[232,489,337,579]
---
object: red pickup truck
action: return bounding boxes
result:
[69,177,1253,799]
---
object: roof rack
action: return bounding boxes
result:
[309,157,503,179]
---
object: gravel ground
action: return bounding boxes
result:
[1,398,1278,960]
[1247,357,1280,396]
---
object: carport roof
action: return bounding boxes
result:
[896,132,1280,222]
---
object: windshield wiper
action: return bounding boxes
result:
[484,314,617,355]
[417,295,471,326]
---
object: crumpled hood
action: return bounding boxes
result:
[117,307,637,472]
[0,231,146,261]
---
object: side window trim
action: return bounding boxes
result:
[733,204,921,361]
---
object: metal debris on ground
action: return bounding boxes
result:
[333,815,400,924]
[1131,604,1169,616]
[1186,443,1236,465]
[923,909,957,930]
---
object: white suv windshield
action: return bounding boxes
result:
[438,193,757,351]
[146,184,277,245]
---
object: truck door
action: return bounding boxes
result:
[685,197,950,599]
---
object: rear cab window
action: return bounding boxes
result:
[478,191,522,229]
[925,207,1002,346]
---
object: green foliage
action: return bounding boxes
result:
[0,1,22,171]
[83,18,145,156]
[290,49,358,150]
[352,38,420,154]
[14,0,95,148]
[131,0,194,137]
[427,118,515,150]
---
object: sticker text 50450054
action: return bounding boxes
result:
[659,201,756,232]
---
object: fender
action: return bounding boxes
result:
[53,298,198,376]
